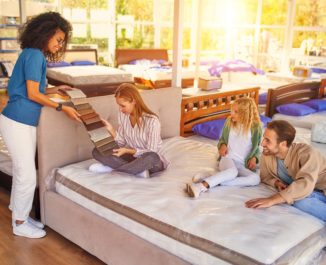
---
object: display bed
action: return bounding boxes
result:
[46,49,133,97]
[37,87,325,265]
[116,48,208,88]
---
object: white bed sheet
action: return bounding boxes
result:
[272,111,326,129]
[46,65,133,85]
[55,136,326,265]
[119,64,210,81]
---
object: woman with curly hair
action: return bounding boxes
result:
[187,97,262,198]
[0,12,80,238]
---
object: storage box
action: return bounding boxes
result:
[198,77,222,90]
[293,66,311,78]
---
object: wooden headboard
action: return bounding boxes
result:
[265,80,325,118]
[62,49,98,64]
[115,49,169,66]
[180,87,260,137]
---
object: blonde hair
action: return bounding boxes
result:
[115,83,157,128]
[229,97,261,134]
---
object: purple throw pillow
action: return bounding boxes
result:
[192,118,226,140]
[70,60,96,66]
[276,103,316,116]
[47,61,71,68]
[302,99,326,111]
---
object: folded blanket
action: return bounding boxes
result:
[311,121,326,143]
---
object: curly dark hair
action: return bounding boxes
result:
[19,12,72,62]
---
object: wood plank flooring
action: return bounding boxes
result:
[0,187,106,265]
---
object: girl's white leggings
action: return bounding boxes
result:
[205,156,260,188]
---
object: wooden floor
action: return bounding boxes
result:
[0,187,106,265]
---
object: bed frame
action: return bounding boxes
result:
[116,48,194,89]
[180,87,260,136]
[265,79,325,118]
[46,49,133,97]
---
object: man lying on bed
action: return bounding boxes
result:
[246,120,326,222]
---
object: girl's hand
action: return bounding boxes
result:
[274,180,288,191]
[62,106,81,122]
[112,147,128,157]
[247,157,257,170]
[101,118,114,131]
[219,144,228,156]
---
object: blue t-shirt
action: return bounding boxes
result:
[2,48,46,126]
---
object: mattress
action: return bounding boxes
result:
[54,136,326,265]
[273,111,326,129]
[119,64,209,81]
[46,65,133,85]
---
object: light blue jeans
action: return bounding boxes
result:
[293,190,326,222]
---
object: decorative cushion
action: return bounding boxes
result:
[192,118,226,140]
[128,59,168,66]
[70,60,96,66]
[311,121,326,143]
[47,61,71,68]
[259,92,267,105]
[302,99,326,111]
[260,115,272,128]
[276,103,316,116]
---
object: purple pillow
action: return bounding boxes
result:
[276,103,316,116]
[260,114,272,128]
[47,61,71,68]
[192,118,226,140]
[259,92,267,104]
[70,60,96,66]
[302,99,326,111]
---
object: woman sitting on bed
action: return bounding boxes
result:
[187,97,262,198]
[89,83,167,178]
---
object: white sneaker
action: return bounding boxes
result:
[192,171,213,183]
[13,220,46,239]
[28,217,44,229]
[136,170,150,178]
[12,217,44,229]
[186,183,207,198]
[88,163,113,173]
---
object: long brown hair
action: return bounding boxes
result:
[115,83,157,128]
[229,97,261,134]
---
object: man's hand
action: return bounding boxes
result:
[247,157,257,170]
[219,144,228,157]
[274,179,288,191]
[245,193,285,209]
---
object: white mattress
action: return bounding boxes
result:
[273,111,326,129]
[46,65,133,85]
[55,136,326,265]
[119,64,210,81]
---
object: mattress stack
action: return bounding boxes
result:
[65,89,118,155]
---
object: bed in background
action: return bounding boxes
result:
[265,80,325,118]
[36,86,326,265]
[116,48,209,89]
[46,49,133,97]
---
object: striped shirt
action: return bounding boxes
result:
[115,112,168,166]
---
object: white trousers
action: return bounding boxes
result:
[205,157,260,188]
[0,115,37,221]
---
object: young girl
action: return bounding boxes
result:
[89,83,167,178]
[187,97,262,198]
[0,12,80,239]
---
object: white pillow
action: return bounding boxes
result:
[311,121,326,143]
